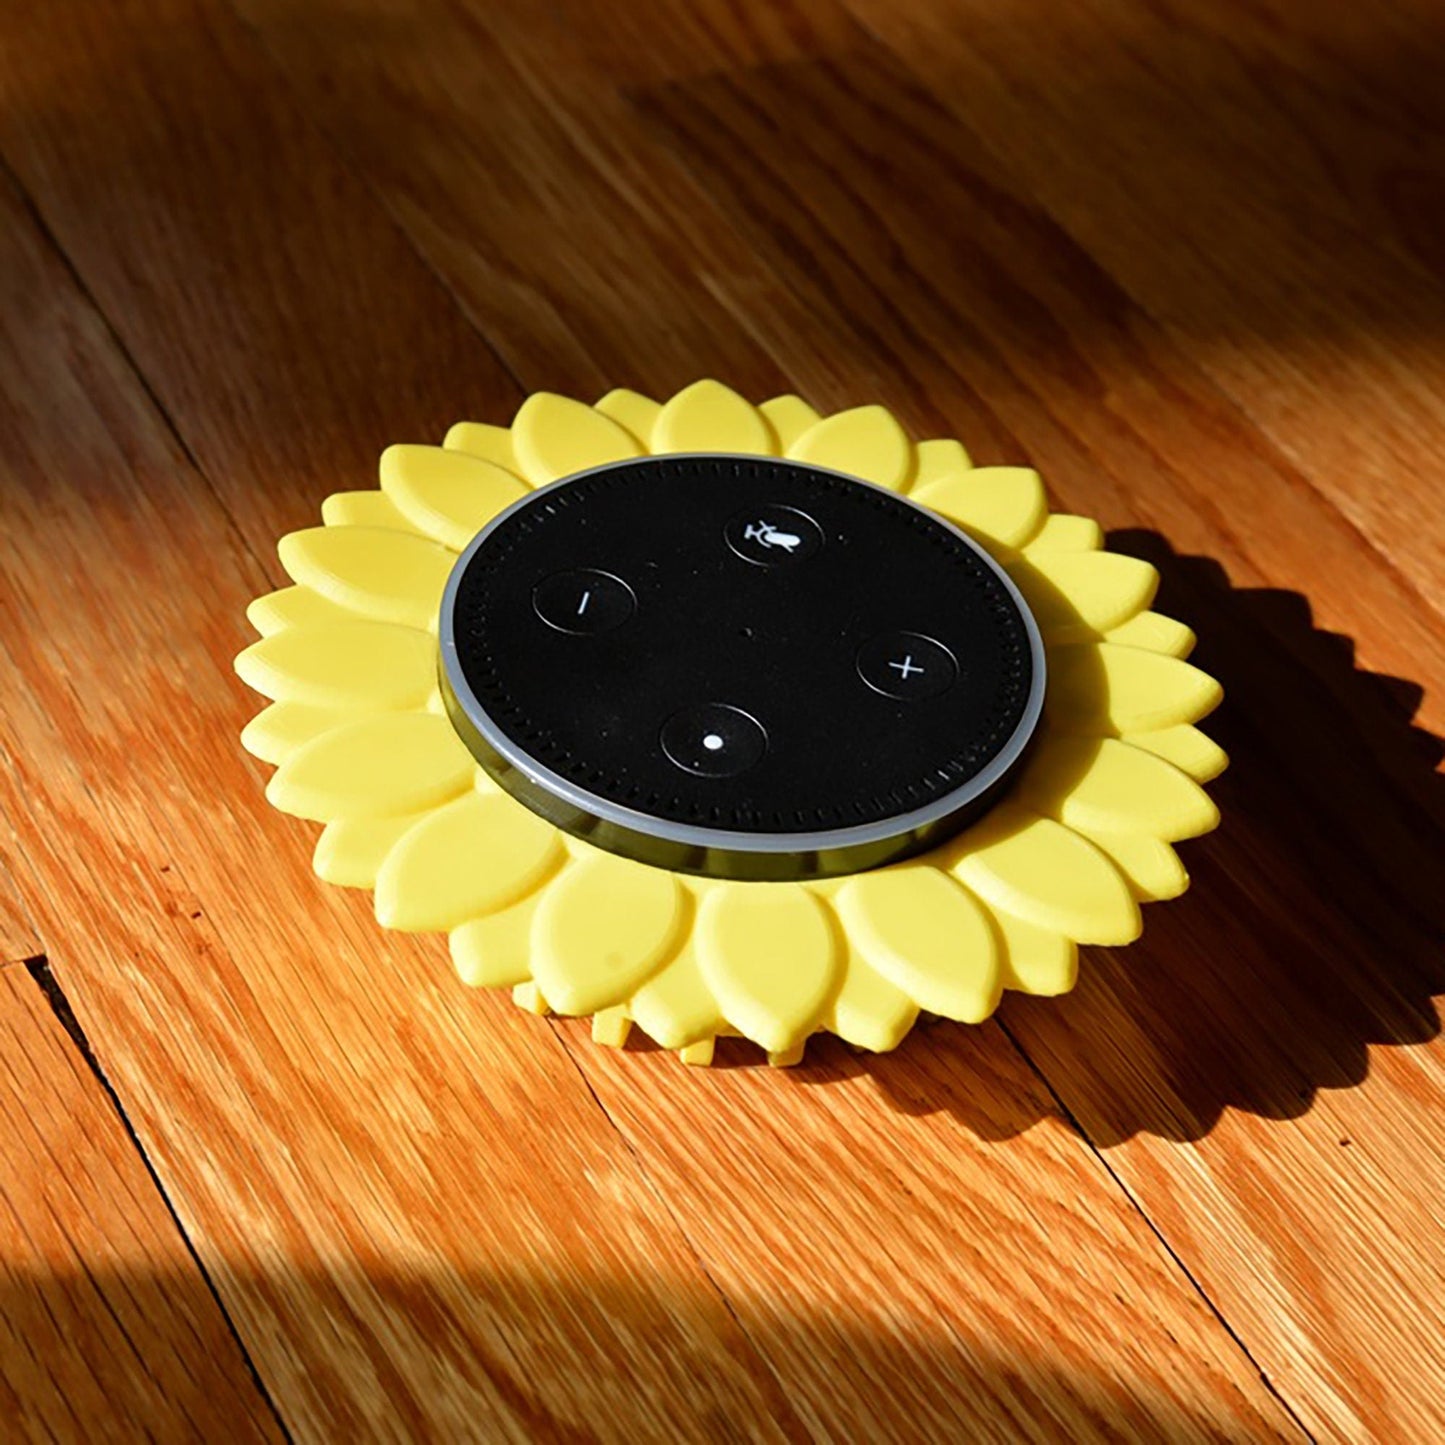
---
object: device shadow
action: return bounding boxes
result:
[777,532,1444,1145]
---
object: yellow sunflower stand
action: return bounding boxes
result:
[236,381,1225,1066]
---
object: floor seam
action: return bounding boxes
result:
[995,1014,1317,1443]
[23,958,296,1444]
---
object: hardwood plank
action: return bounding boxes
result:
[837,0,1445,629]
[0,93,806,1445]
[565,1022,1300,1441]
[0,1,1305,1438]
[226,0,804,402]
[0,854,41,966]
[608,35,1445,1442]
[0,965,282,1442]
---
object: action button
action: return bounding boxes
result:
[725,504,824,567]
[661,704,767,778]
[532,569,635,635]
[856,631,958,701]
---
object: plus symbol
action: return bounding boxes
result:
[888,654,924,680]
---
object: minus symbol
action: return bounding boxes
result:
[577,589,591,616]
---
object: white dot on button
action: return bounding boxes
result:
[702,733,724,751]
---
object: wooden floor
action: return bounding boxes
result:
[1,0,1442,1438]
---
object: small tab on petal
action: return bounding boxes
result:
[591,1008,633,1048]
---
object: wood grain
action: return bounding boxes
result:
[0,158,814,1442]
[840,0,1445,622]
[0,966,282,1442]
[0,0,1440,1437]
[0,12,1302,1434]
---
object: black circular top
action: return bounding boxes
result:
[439,454,1044,881]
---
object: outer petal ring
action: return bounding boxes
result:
[236,383,1225,1065]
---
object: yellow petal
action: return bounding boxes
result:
[1127,724,1229,783]
[991,906,1078,996]
[912,438,972,487]
[374,790,562,932]
[1020,736,1220,841]
[450,893,543,988]
[1046,643,1224,733]
[1024,514,1103,554]
[696,884,838,1053]
[594,388,662,446]
[822,951,919,1053]
[948,804,1141,946]
[835,865,1000,1021]
[629,941,725,1049]
[236,621,435,710]
[241,702,351,765]
[1106,610,1196,658]
[321,490,421,533]
[379,444,527,551]
[277,526,454,632]
[916,466,1047,550]
[246,585,360,636]
[1070,826,1189,902]
[653,379,775,454]
[1008,552,1159,642]
[758,395,821,451]
[266,713,475,822]
[788,405,913,490]
[314,812,426,888]
[531,855,684,1016]
[511,392,642,483]
[443,420,522,477]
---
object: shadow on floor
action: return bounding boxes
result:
[0,1258,1298,1441]
[770,532,1444,1145]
